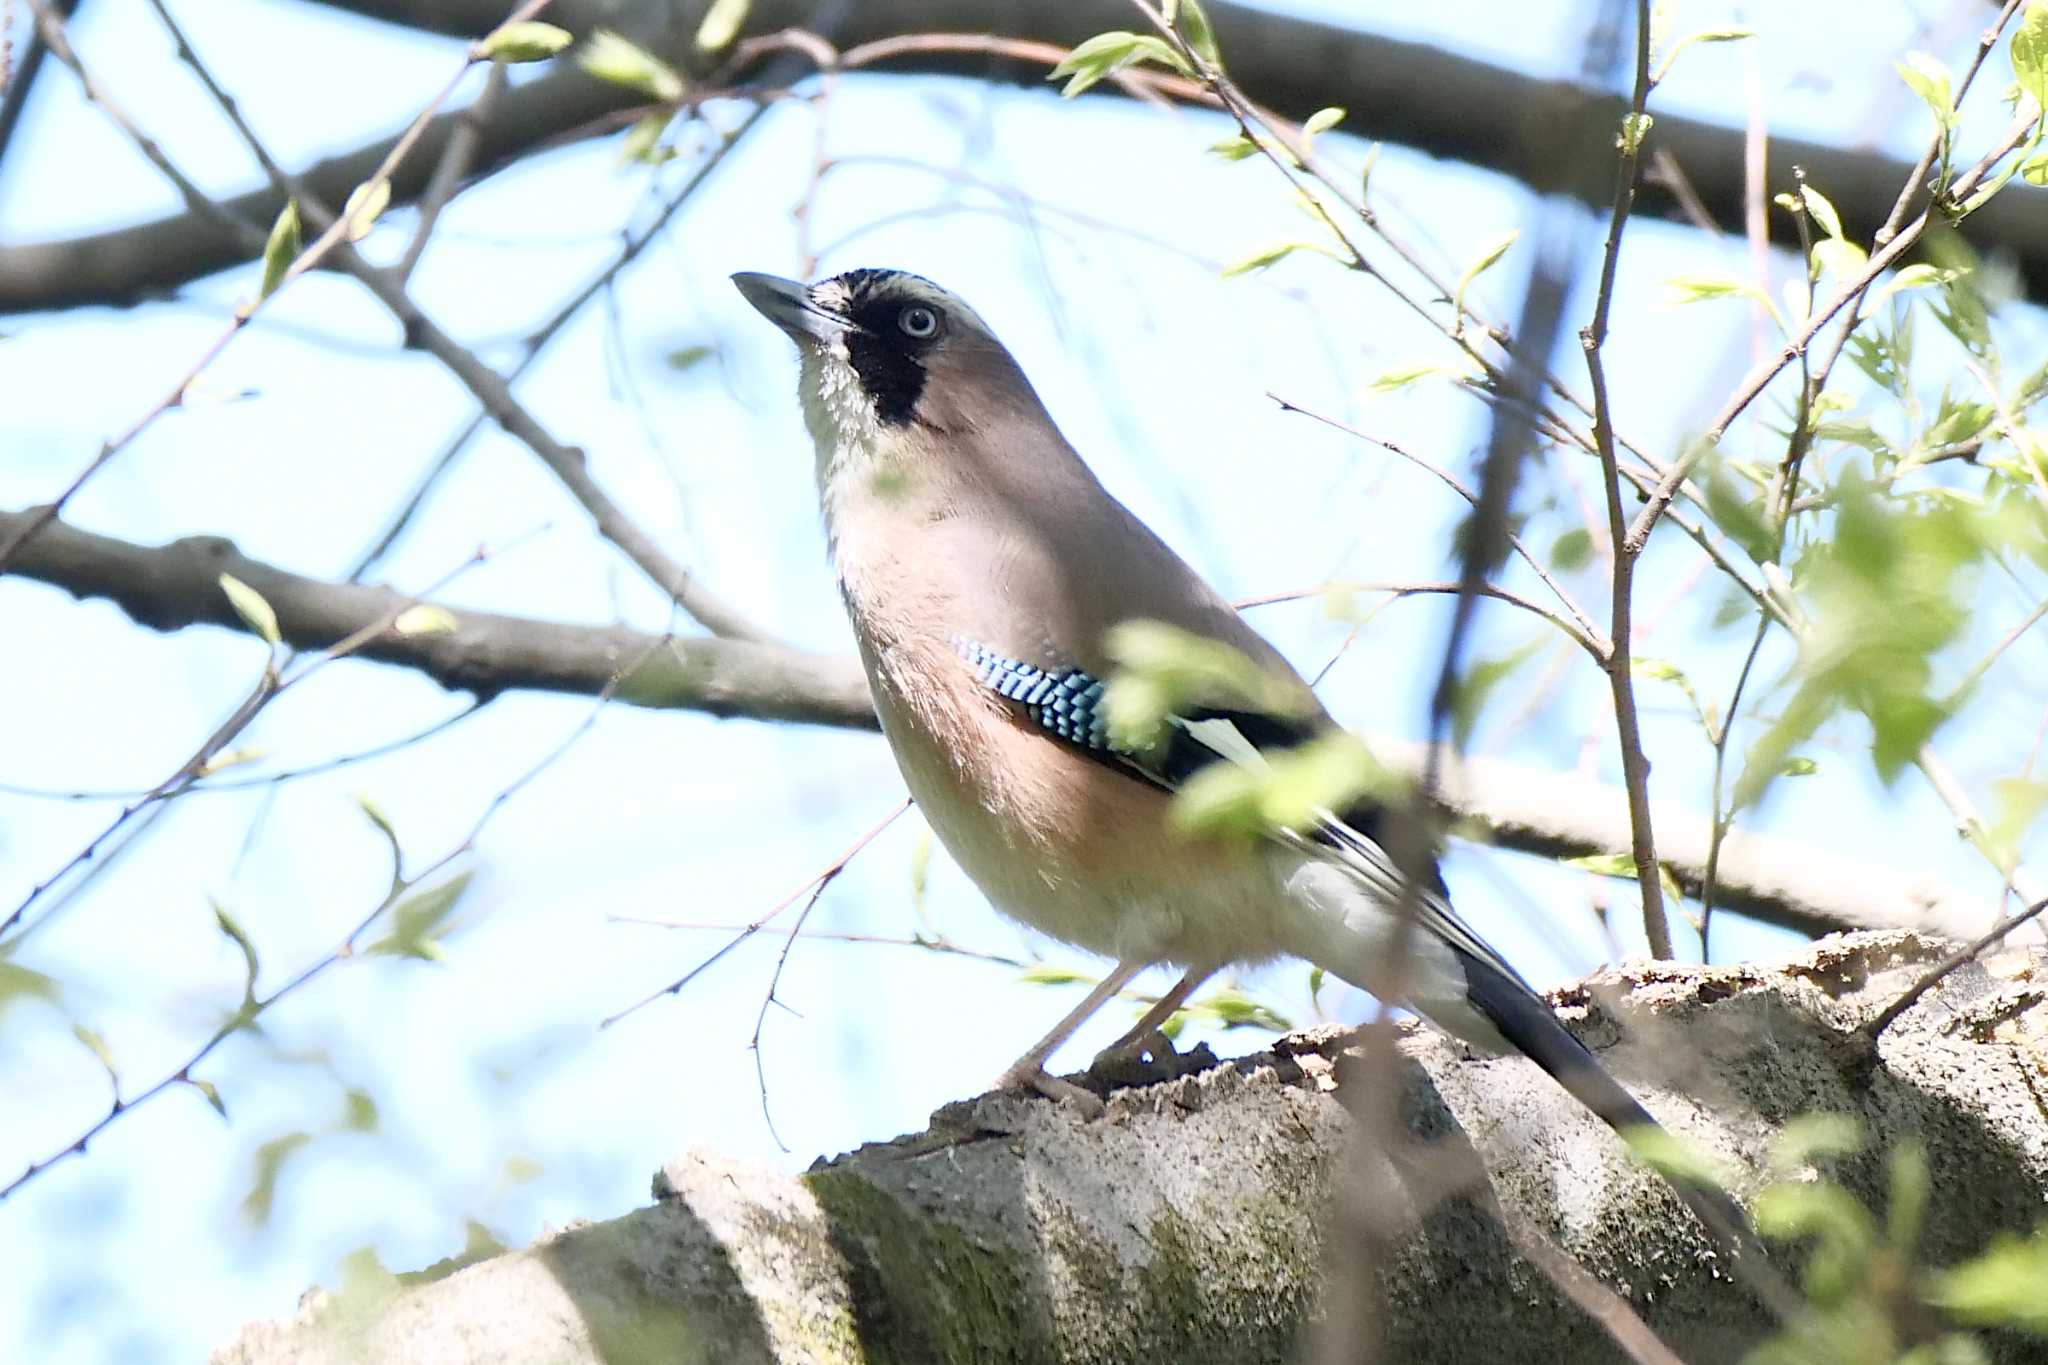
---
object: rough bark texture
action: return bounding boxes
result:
[212,931,2048,1364]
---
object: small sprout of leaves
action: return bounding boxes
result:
[1359,142,1381,201]
[1895,52,1957,130]
[1928,1226,2048,1332]
[1208,133,1261,161]
[1047,31,1191,98]
[2023,152,2048,188]
[355,792,400,850]
[219,573,282,647]
[1780,755,1819,777]
[212,898,262,1002]
[1184,985,1291,1032]
[392,604,459,637]
[1300,106,1345,155]
[241,1131,313,1226]
[1176,0,1223,69]
[1565,851,1639,880]
[581,29,685,103]
[1650,25,1755,87]
[2011,2,2048,112]
[1873,262,1959,305]
[1220,240,1326,278]
[259,199,301,300]
[366,871,474,961]
[694,0,751,56]
[73,1024,118,1086]
[1768,1112,1862,1177]
[186,1075,228,1119]
[199,746,266,777]
[1624,1125,1734,1188]
[1550,527,1594,572]
[342,178,391,244]
[1018,962,1093,987]
[1450,229,1518,335]
[478,20,573,62]
[665,343,716,371]
[1799,185,1845,241]
[342,1088,380,1133]
[620,111,676,165]
[1365,361,1447,393]
[1617,110,1654,154]
[1103,619,1315,750]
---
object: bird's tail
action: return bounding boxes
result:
[1299,816,1756,1254]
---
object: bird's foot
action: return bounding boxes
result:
[991,1060,1107,1119]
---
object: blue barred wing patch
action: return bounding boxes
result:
[954,638,1117,752]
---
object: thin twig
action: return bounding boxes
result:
[0,0,550,578]
[1581,0,1669,958]
[600,799,913,1030]
[1858,894,2048,1045]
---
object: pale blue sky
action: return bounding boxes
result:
[3,2,2045,1360]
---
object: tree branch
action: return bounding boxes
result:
[10,0,2048,313]
[0,509,875,728]
[1,507,1994,941]
[210,932,2048,1365]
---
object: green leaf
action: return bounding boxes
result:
[1046,31,1190,98]
[1564,852,1639,880]
[1986,777,2048,875]
[1448,636,1542,748]
[1182,985,1291,1032]
[186,1075,228,1119]
[1664,274,1779,323]
[1810,237,1868,282]
[1220,240,1326,278]
[1799,185,1846,241]
[0,959,60,1018]
[218,573,281,647]
[1887,1141,1928,1251]
[2022,152,2048,188]
[341,178,390,244]
[2011,1,2048,111]
[1651,25,1756,86]
[1550,527,1594,572]
[258,199,300,300]
[693,0,751,55]
[73,1024,118,1085]
[366,871,474,961]
[1176,0,1222,69]
[1364,361,1448,393]
[1624,1126,1735,1189]
[1617,110,1654,155]
[1359,142,1381,201]
[1300,106,1344,155]
[212,898,261,1003]
[619,111,675,165]
[1896,52,1956,130]
[1768,1113,1863,1175]
[580,29,685,103]
[478,20,573,62]
[1170,731,1394,841]
[1928,1226,2048,1331]
[341,1088,380,1133]
[1451,229,1519,326]
[1872,262,1958,305]
[241,1131,313,1225]
[1207,134,1261,161]
[1103,621,1317,753]
[1018,962,1093,987]
[1780,755,1819,777]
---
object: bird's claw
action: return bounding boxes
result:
[992,1061,1107,1119]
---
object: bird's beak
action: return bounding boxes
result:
[732,272,849,347]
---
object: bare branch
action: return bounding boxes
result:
[1,508,1995,940]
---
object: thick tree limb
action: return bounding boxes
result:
[7,0,2046,313]
[0,509,875,728]
[210,933,2048,1364]
[1,508,1993,940]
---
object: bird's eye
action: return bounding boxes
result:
[898,305,939,339]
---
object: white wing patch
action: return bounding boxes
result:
[1173,716,1270,771]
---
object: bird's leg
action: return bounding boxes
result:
[1092,966,1212,1069]
[992,958,1149,1114]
